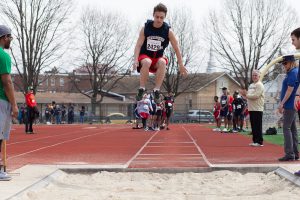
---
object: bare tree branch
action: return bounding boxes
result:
[205,0,297,89]
[0,0,73,94]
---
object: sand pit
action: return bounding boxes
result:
[12,170,300,200]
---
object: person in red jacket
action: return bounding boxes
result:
[25,86,37,134]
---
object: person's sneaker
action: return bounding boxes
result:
[232,129,238,133]
[148,127,155,131]
[153,90,161,103]
[222,128,228,133]
[250,143,263,147]
[144,127,149,131]
[213,128,221,132]
[136,88,145,101]
[278,156,295,161]
[154,127,160,131]
[0,171,12,181]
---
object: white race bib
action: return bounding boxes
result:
[237,105,242,109]
[147,39,162,52]
[143,105,149,110]
[168,103,173,107]
[221,100,226,104]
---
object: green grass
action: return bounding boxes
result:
[209,125,300,147]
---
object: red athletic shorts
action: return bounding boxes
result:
[138,54,168,73]
[139,112,149,119]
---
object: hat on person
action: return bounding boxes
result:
[279,55,295,63]
[221,87,227,90]
[0,25,11,38]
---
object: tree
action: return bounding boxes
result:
[71,8,131,116]
[206,0,297,89]
[0,0,73,93]
[160,8,203,97]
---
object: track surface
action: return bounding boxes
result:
[5,124,292,171]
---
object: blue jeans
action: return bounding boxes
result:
[80,115,84,123]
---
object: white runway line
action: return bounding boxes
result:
[124,131,160,167]
[8,128,128,160]
[182,126,214,167]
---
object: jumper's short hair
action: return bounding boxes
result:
[153,3,167,15]
[291,28,300,39]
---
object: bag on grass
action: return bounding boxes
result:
[265,127,277,135]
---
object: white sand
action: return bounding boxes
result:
[15,171,300,200]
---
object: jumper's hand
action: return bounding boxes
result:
[179,65,188,76]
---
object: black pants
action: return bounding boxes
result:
[25,107,34,133]
[249,111,263,145]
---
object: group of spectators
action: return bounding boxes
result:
[133,91,174,131]
[213,87,249,134]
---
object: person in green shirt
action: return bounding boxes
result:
[0,25,18,181]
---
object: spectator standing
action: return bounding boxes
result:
[137,93,153,131]
[164,92,175,130]
[25,86,37,134]
[68,104,74,124]
[54,104,61,124]
[212,96,221,132]
[240,70,265,147]
[220,87,229,132]
[0,25,18,181]
[45,104,51,124]
[79,106,85,124]
[232,91,246,133]
[278,55,299,161]
[61,104,66,124]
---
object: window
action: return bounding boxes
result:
[51,78,55,86]
[60,78,64,87]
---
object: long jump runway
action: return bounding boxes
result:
[5,124,292,171]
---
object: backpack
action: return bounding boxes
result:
[265,127,277,135]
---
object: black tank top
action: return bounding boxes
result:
[220,95,228,107]
[140,20,170,58]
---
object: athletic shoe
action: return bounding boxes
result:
[144,127,149,131]
[213,128,221,132]
[153,90,161,103]
[250,143,264,147]
[222,128,228,133]
[154,127,160,131]
[232,129,238,133]
[278,156,294,161]
[136,88,145,101]
[148,127,155,131]
[0,171,12,181]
